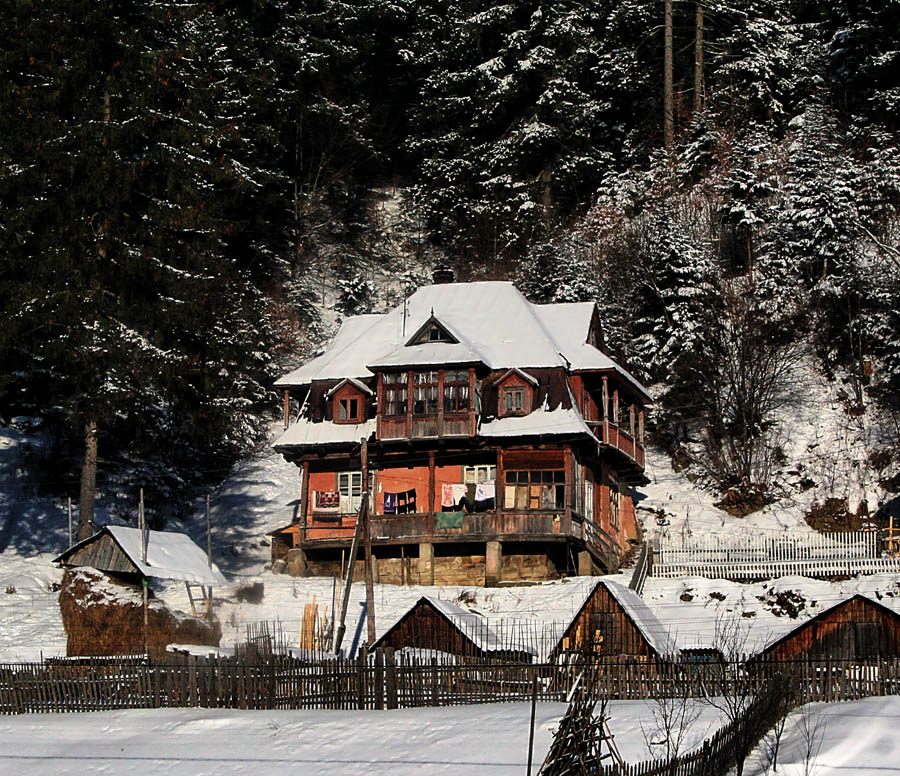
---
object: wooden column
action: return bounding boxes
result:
[564,446,574,519]
[283,390,290,429]
[300,460,310,542]
[638,409,645,444]
[496,448,504,520]
[428,451,436,516]
[601,377,609,419]
[485,540,502,588]
[376,373,383,440]
[469,367,477,437]
[612,389,619,425]
[406,371,413,438]
[437,371,444,438]
[629,405,636,437]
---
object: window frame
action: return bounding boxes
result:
[502,469,565,511]
[443,368,470,415]
[413,370,440,416]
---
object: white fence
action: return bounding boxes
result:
[652,530,900,580]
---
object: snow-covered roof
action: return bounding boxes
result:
[273,282,647,398]
[57,526,227,586]
[325,377,373,398]
[275,418,376,448]
[564,579,678,658]
[756,593,900,656]
[375,595,535,656]
[479,401,594,439]
[369,341,484,369]
[496,368,539,387]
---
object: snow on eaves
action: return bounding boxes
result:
[57,527,227,586]
[369,341,485,369]
[479,399,594,440]
[325,377,374,398]
[274,418,376,448]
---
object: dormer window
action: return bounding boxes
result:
[407,315,458,345]
[338,397,359,422]
[504,389,524,413]
[327,378,372,424]
[496,368,536,418]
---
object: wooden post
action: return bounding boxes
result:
[612,390,619,425]
[428,451,436,516]
[67,497,73,549]
[362,438,376,647]
[300,460,310,541]
[629,405,635,437]
[496,448,504,520]
[140,488,149,656]
[334,504,364,654]
[282,389,290,430]
[206,494,214,622]
[601,376,609,419]
[638,409,645,444]
[385,647,398,709]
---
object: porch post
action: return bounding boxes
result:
[300,460,310,542]
[629,405,635,437]
[638,409,645,444]
[428,451,436,515]
[601,376,609,419]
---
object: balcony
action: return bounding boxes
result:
[300,510,618,560]
[378,412,476,441]
[588,418,645,469]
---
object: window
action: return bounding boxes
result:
[609,475,620,529]
[382,372,408,416]
[503,470,565,511]
[464,464,496,484]
[504,389,523,412]
[413,371,439,415]
[338,471,363,513]
[337,471,375,513]
[443,369,470,414]
[338,397,359,422]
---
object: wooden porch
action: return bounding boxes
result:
[294,510,617,565]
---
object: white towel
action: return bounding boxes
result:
[450,483,468,503]
[475,480,495,501]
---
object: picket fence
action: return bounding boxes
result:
[4,651,900,716]
[652,530,900,580]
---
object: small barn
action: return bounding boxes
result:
[372,596,534,661]
[552,579,677,660]
[55,525,227,588]
[756,594,900,661]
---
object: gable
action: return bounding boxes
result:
[407,315,458,346]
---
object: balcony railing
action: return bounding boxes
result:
[589,419,645,468]
[301,510,617,559]
[379,413,475,441]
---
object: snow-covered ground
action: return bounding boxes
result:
[745,696,900,776]
[0,698,729,775]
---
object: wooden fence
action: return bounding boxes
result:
[652,530,900,580]
[4,651,900,715]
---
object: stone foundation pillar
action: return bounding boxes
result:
[485,540,502,587]
[577,550,593,577]
[285,548,307,577]
[418,542,434,586]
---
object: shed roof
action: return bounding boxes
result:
[274,282,648,399]
[55,526,227,586]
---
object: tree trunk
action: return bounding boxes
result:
[693,2,704,116]
[78,417,98,540]
[664,0,674,149]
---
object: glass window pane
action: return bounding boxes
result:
[504,485,516,509]
[554,470,566,483]
[555,484,565,509]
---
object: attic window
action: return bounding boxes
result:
[338,397,359,422]
[408,316,457,345]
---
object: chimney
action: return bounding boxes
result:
[432,265,455,285]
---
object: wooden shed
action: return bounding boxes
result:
[54,526,227,587]
[372,595,533,661]
[552,579,677,660]
[756,594,900,661]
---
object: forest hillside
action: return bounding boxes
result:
[2,0,899,527]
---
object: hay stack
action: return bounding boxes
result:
[59,568,221,658]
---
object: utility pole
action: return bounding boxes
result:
[361,438,376,647]
[67,497,73,549]
[206,493,213,621]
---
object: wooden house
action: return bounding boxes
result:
[552,579,677,660]
[756,594,900,661]
[371,595,533,661]
[271,275,651,586]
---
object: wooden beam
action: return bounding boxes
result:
[300,460,310,541]
[283,389,290,430]
[601,376,609,419]
[428,451,436,515]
